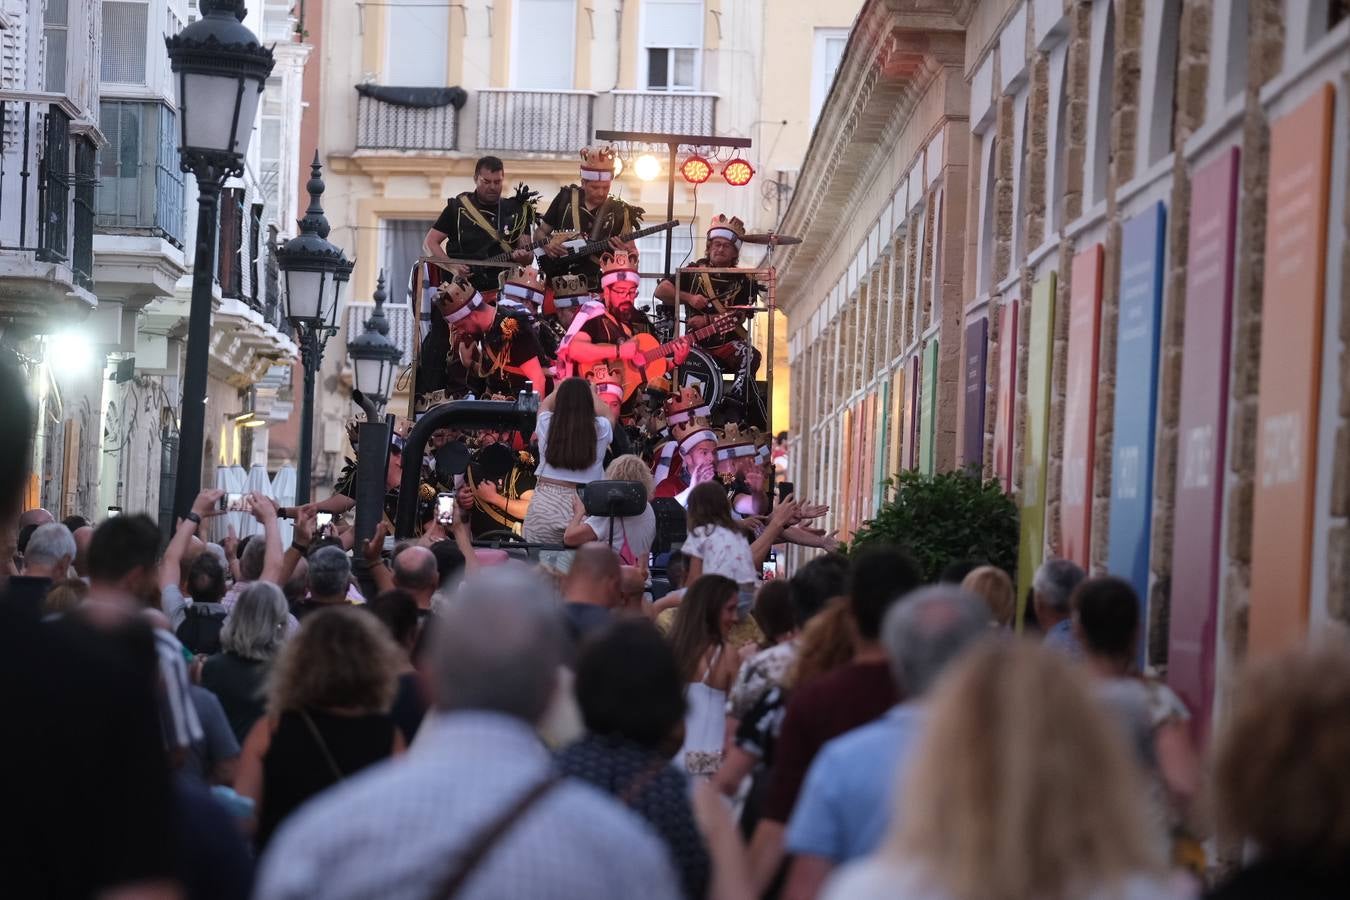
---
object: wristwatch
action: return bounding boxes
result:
[184,512,202,525]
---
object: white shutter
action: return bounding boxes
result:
[1,11,23,90]
[385,1,448,87]
[513,0,575,89]
[642,0,702,48]
[101,1,149,85]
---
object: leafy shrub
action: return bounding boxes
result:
[848,468,1019,584]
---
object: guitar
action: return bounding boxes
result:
[615,312,741,401]
[531,220,681,266]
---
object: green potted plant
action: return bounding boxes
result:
[848,467,1019,584]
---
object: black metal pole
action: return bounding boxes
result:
[173,177,222,517]
[296,326,322,506]
[663,141,677,280]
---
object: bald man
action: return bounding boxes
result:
[19,508,54,528]
[393,545,439,612]
[561,543,621,647]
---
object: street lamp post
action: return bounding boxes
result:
[165,0,274,517]
[277,154,352,505]
[346,269,402,417]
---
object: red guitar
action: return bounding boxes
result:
[615,312,741,401]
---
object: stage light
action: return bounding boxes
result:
[722,158,755,186]
[680,155,712,184]
[634,153,661,182]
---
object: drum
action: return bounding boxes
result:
[676,346,724,412]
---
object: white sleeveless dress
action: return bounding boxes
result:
[676,647,727,778]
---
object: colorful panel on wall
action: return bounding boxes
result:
[888,367,905,483]
[906,355,920,469]
[839,407,855,541]
[874,379,890,511]
[1168,145,1239,745]
[919,340,939,475]
[1249,85,1335,658]
[1108,202,1167,657]
[1061,245,1103,568]
[962,317,989,470]
[1016,273,1056,620]
[992,298,1019,493]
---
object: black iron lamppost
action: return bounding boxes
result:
[277,153,352,505]
[166,0,274,516]
[347,269,402,416]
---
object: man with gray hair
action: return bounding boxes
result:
[1032,557,1086,655]
[294,545,352,619]
[254,564,682,900]
[782,585,992,899]
[22,522,76,580]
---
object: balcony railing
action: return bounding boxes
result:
[95,100,185,245]
[476,89,594,154]
[356,89,460,152]
[612,91,716,135]
[0,93,82,267]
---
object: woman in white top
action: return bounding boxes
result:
[522,377,615,569]
[563,454,656,569]
[667,574,743,779]
[825,640,1195,900]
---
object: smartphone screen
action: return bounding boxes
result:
[315,512,333,532]
[777,481,795,503]
[436,492,455,524]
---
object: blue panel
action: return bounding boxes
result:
[1107,202,1166,642]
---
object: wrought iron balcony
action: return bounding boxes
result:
[476,89,595,154]
[355,85,462,152]
[611,91,717,135]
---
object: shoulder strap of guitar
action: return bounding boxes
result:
[570,187,583,234]
[554,300,611,377]
[457,193,516,254]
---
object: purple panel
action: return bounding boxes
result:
[962,317,989,469]
[1167,146,1239,746]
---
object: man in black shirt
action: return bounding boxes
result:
[535,146,643,287]
[655,214,762,401]
[422,156,536,295]
[432,278,548,398]
[466,441,536,538]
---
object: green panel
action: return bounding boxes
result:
[919,340,939,475]
[1016,272,1056,627]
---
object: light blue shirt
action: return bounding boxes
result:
[1043,618,1082,657]
[785,703,926,863]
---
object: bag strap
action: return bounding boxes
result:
[299,709,346,785]
[431,773,563,899]
[457,193,516,254]
[569,186,583,234]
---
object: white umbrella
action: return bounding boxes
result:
[238,465,274,539]
[271,466,296,547]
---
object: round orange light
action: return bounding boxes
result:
[680,155,712,184]
[722,158,755,187]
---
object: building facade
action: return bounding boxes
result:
[781,0,1349,739]
[303,0,863,500]
[1,0,310,526]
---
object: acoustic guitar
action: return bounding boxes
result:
[615,312,742,401]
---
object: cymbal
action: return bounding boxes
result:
[741,232,802,246]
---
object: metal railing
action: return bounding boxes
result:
[612,91,716,135]
[72,137,95,290]
[356,93,459,151]
[476,89,594,154]
[0,94,77,266]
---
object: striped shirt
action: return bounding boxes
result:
[254,711,684,900]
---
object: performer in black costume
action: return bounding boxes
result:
[535,146,643,288]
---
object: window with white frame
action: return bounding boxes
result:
[44,0,69,92]
[258,77,284,208]
[102,1,150,85]
[384,0,448,86]
[381,219,438,306]
[810,28,849,126]
[513,0,575,89]
[643,0,702,91]
[1147,0,1180,165]
[636,230,695,298]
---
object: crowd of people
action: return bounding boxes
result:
[4,348,1350,900]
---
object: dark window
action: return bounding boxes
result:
[647,48,668,89]
[249,203,264,308]
[73,138,95,289]
[38,107,71,262]
[218,188,245,298]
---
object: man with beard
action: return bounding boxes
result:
[653,419,720,504]
[559,251,690,416]
[535,146,642,288]
[655,214,763,404]
[422,156,536,296]
[433,277,548,398]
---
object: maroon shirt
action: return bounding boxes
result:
[762,660,901,823]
